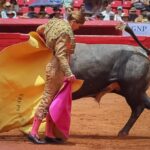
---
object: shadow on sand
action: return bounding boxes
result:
[70,134,150,140]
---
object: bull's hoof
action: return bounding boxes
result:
[118,131,128,138]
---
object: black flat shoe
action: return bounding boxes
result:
[45,136,64,144]
[28,134,46,144]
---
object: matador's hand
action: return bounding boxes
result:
[65,74,76,82]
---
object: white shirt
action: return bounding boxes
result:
[1,10,17,18]
[101,10,115,20]
[114,13,125,22]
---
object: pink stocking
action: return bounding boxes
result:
[30,116,42,137]
[45,113,55,138]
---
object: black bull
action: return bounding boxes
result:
[70,43,150,137]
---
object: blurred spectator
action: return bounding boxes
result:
[84,0,93,12]
[1,1,17,18]
[0,0,6,10]
[81,2,93,19]
[114,6,125,22]
[134,14,144,22]
[96,13,105,20]
[143,0,150,11]
[109,13,115,20]
[141,8,149,21]
[20,6,38,18]
[38,11,48,18]
[135,8,149,22]
[147,13,150,21]
[99,0,109,11]
[63,0,73,20]
[101,4,115,20]
[49,7,63,19]
[131,0,146,10]
[128,7,138,21]
[38,6,49,18]
[88,12,104,20]
[84,0,102,13]
[6,10,16,18]
[122,13,129,22]
[27,6,38,18]
[0,0,6,17]
[10,0,19,13]
[0,0,6,7]
[92,12,104,20]
[63,0,73,8]
[80,2,85,12]
[91,0,101,13]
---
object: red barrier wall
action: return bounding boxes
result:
[0,33,150,51]
[75,35,150,48]
[0,33,29,50]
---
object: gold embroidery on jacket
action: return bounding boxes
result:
[44,18,75,52]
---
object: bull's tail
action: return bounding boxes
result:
[125,25,150,55]
[116,23,150,56]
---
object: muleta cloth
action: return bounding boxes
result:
[49,80,72,139]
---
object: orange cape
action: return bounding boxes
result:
[0,32,83,134]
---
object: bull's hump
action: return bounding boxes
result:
[75,43,147,56]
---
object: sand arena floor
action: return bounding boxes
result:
[0,89,150,150]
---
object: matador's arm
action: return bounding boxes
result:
[55,33,74,77]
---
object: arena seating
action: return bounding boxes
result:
[14,0,135,18]
[25,0,36,5]
[111,1,122,9]
[73,0,83,8]
[17,0,35,6]
[34,7,40,13]
[122,1,132,9]
[20,6,29,14]
[17,0,25,6]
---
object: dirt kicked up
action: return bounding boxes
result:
[0,89,150,150]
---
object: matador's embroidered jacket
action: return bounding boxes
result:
[44,18,75,77]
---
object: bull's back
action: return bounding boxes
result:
[71,44,149,99]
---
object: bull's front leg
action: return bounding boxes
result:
[118,104,144,137]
